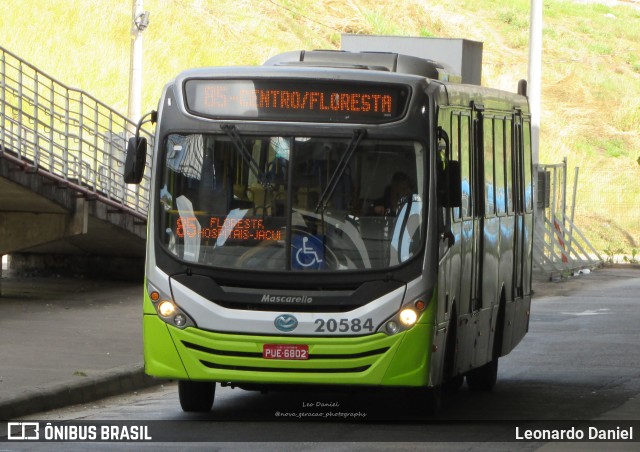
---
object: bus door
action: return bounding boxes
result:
[469,104,484,314]
[457,112,476,317]
[455,106,483,371]
[513,110,525,299]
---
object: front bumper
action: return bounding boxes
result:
[144,314,433,387]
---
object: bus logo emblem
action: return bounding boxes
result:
[274,314,298,332]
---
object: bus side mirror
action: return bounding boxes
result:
[124,137,147,184]
[440,160,462,208]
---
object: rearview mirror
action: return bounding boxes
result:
[124,137,147,184]
[439,160,462,208]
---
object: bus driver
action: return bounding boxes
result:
[372,171,412,216]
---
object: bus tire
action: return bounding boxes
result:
[425,387,442,415]
[444,374,464,393]
[405,386,442,416]
[442,305,463,393]
[179,380,216,412]
[466,358,498,391]
[467,292,505,392]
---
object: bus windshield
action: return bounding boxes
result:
[158,133,425,272]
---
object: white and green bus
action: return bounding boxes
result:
[125,49,533,412]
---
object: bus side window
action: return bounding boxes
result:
[494,118,506,215]
[514,122,524,214]
[523,121,533,212]
[437,124,461,210]
[460,115,472,219]
[483,117,495,217]
[451,113,461,220]
[505,119,514,214]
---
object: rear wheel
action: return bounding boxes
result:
[178,380,216,412]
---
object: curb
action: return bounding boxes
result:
[0,364,164,420]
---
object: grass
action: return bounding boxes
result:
[1,0,639,252]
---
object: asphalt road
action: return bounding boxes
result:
[9,267,640,450]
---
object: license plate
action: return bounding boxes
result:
[263,344,309,360]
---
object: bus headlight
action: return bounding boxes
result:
[158,300,176,317]
[386,321,400,334]
[148,282,196,329]
[399,308,418,326]
[379,293,431,336]
[174,314,187,327]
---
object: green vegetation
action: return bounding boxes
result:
[1,0,639,253]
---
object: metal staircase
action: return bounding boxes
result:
[0,45,153,221]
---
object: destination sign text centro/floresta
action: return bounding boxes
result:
[184,79,409,123]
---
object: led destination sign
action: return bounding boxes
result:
[177,216,281,242]
[184,79,410,123]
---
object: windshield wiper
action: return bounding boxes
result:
[314,129,366,213]
[220,124,272,189]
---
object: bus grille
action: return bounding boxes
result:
[200,361,370,373]
[182,340,388,374]
[211,300,360,313]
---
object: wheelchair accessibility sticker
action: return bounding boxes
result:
[292,234,326,270]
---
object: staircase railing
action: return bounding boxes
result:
[0,46,153,220]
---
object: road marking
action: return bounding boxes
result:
[560,309,611,316]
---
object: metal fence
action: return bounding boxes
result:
[571,164,640,259]
[534,159,603,279]
[534,157,640,278]
[0,46,153,220]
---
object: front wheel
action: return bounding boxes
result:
[178,380,216,412]
[465,358,498,392]
[404,386,442,416]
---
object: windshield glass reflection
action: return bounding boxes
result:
[159,133,426,272]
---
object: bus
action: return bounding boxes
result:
[125,49,533,413]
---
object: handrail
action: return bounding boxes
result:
[0,45,153,220]
[534,160,603,279]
